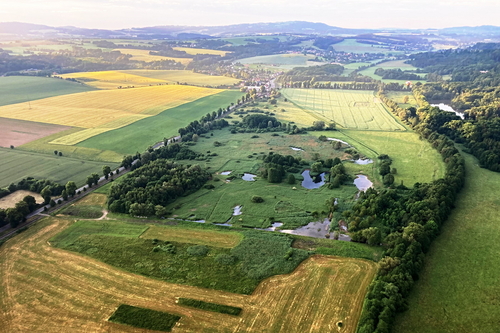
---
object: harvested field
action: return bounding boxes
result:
[0,216,376,332]
[172,47,228,56]
[114,48,192,65]
[140,225,242,248]
[0,117,70,148]
[0,85,224,145]
[0,190,43,209]
[60,70,166,90]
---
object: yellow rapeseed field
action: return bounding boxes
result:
[173,46,228,56]
[60,70,166,89]
[0,85,224,145]
[114,48,193,65]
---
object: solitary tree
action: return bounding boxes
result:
[102,165,111,179]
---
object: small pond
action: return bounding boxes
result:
[220,171,232,175]
[353,158,373,165]
[354,175,373,191]
[280,218,351,241]
[242,173,257,181]
[290,146,304,151]
[301,170,326,189]
[233,205,242,216]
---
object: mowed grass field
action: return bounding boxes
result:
[0,76,95,106]
[61,70,240,89]
[77,90,243,156]
[393,150,500,333]
[114,48,193,65]
[332,39,404,54]
[0,215,376,333]
[0,85,224,146]
[281,89,406,131]
[172,47,228,56]
[237,54,325,69]
[0,148,117,188]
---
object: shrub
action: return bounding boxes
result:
[186,245,209,256]
[251,195,264,203]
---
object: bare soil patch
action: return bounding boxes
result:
[0,117,70,148]
[0,190,43,209]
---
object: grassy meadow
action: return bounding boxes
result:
[165,128,358,228]
[332,39,404,54]
[0,148,117,188]
[393,150,500,333]
[237,54,325,69]
[77,90,243,156]
[172,46,228,56]
[0,76,95,106]
[281,88,406,131]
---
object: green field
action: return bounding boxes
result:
[0,148,117,188]
[281,89,406,131]
[164,129,359,228]
[329,130,445,186]
[393,150,500,333]
[77,90,243,155]
[237,54,325,69]
[356,60,427,83]
[0,76,95,106]
[332,39,404,54]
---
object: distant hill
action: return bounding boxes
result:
[0,21,499,40]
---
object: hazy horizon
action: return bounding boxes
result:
[0,0,499,31]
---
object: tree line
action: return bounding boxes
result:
[353,87,465,333]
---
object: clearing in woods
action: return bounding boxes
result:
[281,88,406,131]
[0,85,224,146]
[61,70,239,90]
[0,216,376,333]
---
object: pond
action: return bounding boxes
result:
[353,158,373,165]
[430,102,465,119]
[220,171,232,175]
[301,170,326,189]
[242,173,257,181]
[280,218,351,241]
[354,175,373,191]
[290,146,304,151]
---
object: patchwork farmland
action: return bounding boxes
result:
[61,70,240,89]
[0,215,376,332]
[281,89,406,131]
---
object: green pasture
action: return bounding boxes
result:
[237,54,325,69]
[312,129,444,186]
[386,91,419,108]
[77,90,243,156]
[163,129,358,228]
[281,88,406,131]
[393,150,500,333]
[19,128,124,163]
[0,148,117,188]
[357,66,427,84]
[332,39,404,54]
[0,76,95,107]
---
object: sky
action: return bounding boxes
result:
[0,0,499,30]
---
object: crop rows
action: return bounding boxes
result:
[281,88,406,131]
